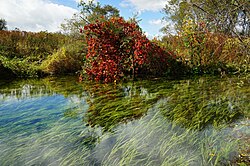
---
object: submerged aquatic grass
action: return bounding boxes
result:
[0,75,249,165]
[102,108,239,166]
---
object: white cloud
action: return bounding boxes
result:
[149,19,168,31]
[0,0,78,32]
[144,31,163,40]
[120,0,168,12]
[119,1,131,8]
[149,19,162,26]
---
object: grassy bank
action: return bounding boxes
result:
[0,30,85,79]
[0,29,249,80]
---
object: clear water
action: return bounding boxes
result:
[0,76,249,165]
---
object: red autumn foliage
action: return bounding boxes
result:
[82,17,175,83]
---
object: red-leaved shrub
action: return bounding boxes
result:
[82,17,175,82]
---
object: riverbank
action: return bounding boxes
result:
[0,30,84,79]
[0,30,249,82]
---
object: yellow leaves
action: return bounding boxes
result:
[209,153,216,156]
[240,153,249,157]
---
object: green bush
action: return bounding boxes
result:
[0,55,40,77]
[0,30,85,77]
[160,20,250,75]
[41,42,84,75]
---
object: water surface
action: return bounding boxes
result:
[0,75,249,165]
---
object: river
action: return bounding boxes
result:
[0,75,249,165]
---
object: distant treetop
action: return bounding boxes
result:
[0,18,7,30]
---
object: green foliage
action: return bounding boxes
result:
[163,0,249,36]
[181,20,206,67]
[222,37,250,72]
[0,55,40,77]
[162,0,249,74]
[78,0,120,23]
[40,42,84,75]
[0,30,84,77]
[0,31,68,60]
[61,13,86,38]
[61,1,120,36]
[161,20,250,75]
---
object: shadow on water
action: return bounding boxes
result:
[0,75,249,165]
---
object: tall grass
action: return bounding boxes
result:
[160,22,250,75]
[0,30,85,78]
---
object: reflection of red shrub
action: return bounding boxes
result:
[83,17,175,83]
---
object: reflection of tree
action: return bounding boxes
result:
[40,76,250,131]
[1,75,248,133]
[0,76,85,100]
[81,81,160,132]
[157,77,249,130]
[0,79,53,100]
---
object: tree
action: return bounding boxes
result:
[78,0,120,23]
[61,13,85,37]
[163,0,250,36]
[0,18,7,30]
[61,1,120,36]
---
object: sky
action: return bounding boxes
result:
[0,0,170,38]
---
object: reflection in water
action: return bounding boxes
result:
[0,75,249,165]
